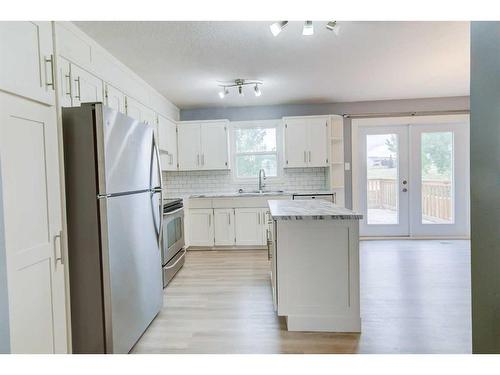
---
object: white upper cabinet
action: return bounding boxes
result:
[308,117,330,167]
[284,116,329,168]
[0,21,56,105]
[177,124,202,170]
[177,121,229,171]
[200,122,229,170]
[70,64,103,106]
[283,118,308,167]
[104,83,126,114]
[57,57,72,108]
[56,58,103,108]
[158,115,178,171]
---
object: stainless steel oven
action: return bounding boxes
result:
[162,198,185,287]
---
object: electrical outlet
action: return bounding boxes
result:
[344,162,351,171]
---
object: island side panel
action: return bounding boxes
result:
[276,219,361,332]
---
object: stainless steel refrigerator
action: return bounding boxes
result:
[62,103,163,353]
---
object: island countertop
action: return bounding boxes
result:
[268,199,363,220]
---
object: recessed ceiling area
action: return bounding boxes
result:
[74,21,470,109]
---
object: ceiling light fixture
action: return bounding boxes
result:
[269,21,340,37]
[326,20,341,35]
[270,21,288,37]
[302,21,314,36]
[216,79,263,99]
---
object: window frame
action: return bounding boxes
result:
[230,119,283,183]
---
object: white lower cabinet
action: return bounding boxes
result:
[188,199,287,249]
[213,209,235,246]
[234,208,263,246]
[188,209,214,246]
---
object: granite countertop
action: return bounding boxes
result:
[268,199,363,220]
[188,190,338,199]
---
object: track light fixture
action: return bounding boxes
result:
[270,21,340,36]
[217,79,263,99]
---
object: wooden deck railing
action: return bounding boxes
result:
[367,179,452,221]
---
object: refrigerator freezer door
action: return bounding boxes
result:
[101,191,163,353]
[100,106,156,195]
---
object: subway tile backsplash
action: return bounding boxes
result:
[163,168,328,195]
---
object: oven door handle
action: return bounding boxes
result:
[164,207,184,216]
[164,248,186,270]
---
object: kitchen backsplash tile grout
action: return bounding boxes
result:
[162,168,328,195]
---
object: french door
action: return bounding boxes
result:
[356,115,470,238]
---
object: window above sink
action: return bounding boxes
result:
[230,120,283,182]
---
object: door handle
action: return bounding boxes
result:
[228,213,231,225]
[151,132,164,247]
[54,231,63,265]
[44,55,55,90]
[309,151,312,162]
[74,76,81,100]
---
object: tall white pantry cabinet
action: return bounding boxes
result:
[0,21,179,353]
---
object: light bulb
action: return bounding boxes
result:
[270,21,288,37]
[302,21,314,36]
[254,84,262,97]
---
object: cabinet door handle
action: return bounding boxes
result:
[74,77,81,100]
[170,154,173,165]
[44,55,55,90]
[258,213,260,225]
[309,151,312,162]
[209,214,211,227]
[53,231,63,265]
[228,213,231,225]
[64,74,72,97]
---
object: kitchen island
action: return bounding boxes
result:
[267,199,363,332]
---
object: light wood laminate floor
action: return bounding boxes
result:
[132,240,471,354]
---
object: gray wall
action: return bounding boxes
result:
[470,22,500,354]
[180,96,470,122]
[0,162,10,353]
[181,96,470,208]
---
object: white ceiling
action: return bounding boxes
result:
[74,21,470,109]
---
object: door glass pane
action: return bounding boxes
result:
[421,132,454,224]
[366,134,399,224]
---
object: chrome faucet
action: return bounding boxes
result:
[258,169,266,193]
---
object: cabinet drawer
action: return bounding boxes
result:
[188,198,213,209]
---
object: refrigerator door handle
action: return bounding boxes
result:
[151,132,164,248]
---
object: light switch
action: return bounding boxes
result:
[344,162,351,171]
